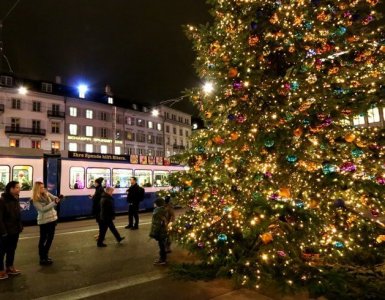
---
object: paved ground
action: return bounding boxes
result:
[0,212,281,300]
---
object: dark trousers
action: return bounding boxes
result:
[39,221,56,260]
[98,220,121,244]
[157,237,167,262]
[128,203,139,228]
[0,233,20,271]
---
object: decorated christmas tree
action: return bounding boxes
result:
[170,0,385,293]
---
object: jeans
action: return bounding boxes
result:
[0,233,20,271]
[157,237,167,262]
[128,203,139,228]
[39,221,57,260]
[98,221,121,244]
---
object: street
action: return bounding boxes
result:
[0,212,273,300]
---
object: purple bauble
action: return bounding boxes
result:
[264,171,272,178]
[376,176,385,185]
[233,80,244,90]
[322,117,333,127]
[228,114,236,121]
[270,193,279,200]
[340,162,357,172]
[236,114,247,123]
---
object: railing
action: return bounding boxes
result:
[173,144,185,150]
[47,110,65,118]
[5,126,46,136]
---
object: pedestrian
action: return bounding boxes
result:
[31,182,63,265]
[97,187,125,247]
[0,181,23,279]
[164,196,175,253]
[125,177,144,230]
[89,177,104,241]
[149,198,168,265]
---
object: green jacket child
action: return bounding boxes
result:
[149,198,168,240]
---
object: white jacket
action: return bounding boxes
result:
[32,193,58,225]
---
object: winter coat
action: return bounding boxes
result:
[32,192,58,225]
[100,193,115,222]
[164,203,175,225]
[127,184,144,205]
[149,206,168,240]
[0,192,23,236]
[92,185,104,218]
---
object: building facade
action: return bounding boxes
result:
[0,74,192,157]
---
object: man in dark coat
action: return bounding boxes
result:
[125,177,144,230]
[90,177,104,242]
[0,181,23,279]
[97,187,124,247]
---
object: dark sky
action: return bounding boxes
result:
[0,0,211,113]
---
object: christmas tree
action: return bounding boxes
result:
[171,0,385,292]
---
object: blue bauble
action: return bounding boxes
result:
[323,164,337,175]
[295,200,305,208]
[218,234,228,242]
[303,119,310,125]
[264,139,275,148]
[304,22,312,30]
[286,155,298,163]
[228,114,236,121]
[334,241,344,249]
[290,81,299,91]
[336,26,347,36]
[351,148,364,158]
[334,199,346,208]
[250,21,257,31]
[196,146,205,154]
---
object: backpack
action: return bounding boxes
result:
[139,186,145,202]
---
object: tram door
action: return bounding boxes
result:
[44,155,61,196]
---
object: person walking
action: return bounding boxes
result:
[31,182,62,265]
[97,187,125,247]
[149,198,168,265]
[164,196,175,253]
[125,177,144,230]
[0,181,23,279]
[90,177,104,241]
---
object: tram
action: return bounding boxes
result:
[0,149,184,222]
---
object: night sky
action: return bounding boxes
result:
[0,0,211,113]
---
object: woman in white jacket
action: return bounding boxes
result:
[31,182,62,265]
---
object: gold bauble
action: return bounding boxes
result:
[344,133,356,143]
[260,232,273,245]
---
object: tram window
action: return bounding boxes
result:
[86,168,111,189]
[153,171,169,187]
[12,166,33,191]
[134,170,153,187]
[112,169,133,188]
[0,166,10,191]
[70,167,85,189]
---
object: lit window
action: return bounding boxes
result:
[115,146,121,155]
[100,145,108,154]
[86,126,93,137]
[368,107,380,124]
[85,144,93,153]
[9,139,19,147]
[69,124,78,135]
[353,114,366,126]
[69,143,77,151]
[148,121,153,129]
[78,85,88,99]
[86,110,93,119]
[51,141,60,150]
[108,97,113,104]
[157,123,162,131]
[69,107,77,117]
[31,140,41,149]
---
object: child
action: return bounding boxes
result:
[164,196,175,253]
[149,198,168,265]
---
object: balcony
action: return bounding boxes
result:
[0,104,4,113]
[5,126,46,136]
[173,144,185,150]
[47,110,65,119]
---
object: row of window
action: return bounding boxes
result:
[165,125,190,137]
[8,119,61,133]
[69,167,175,189]
[352,107,384,126]
[69,107,110,121]
[125,147,164,156]
[9,139,60,150]
[0,76,52,92]
[68,143,121,154]
[0,166,33,191]
[164,112,190,125]
[10,99,60,112]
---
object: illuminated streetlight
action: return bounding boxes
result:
[151,109,160,117]
[203,82,214,94]
[78,84,88,99]
[18,86,27,95]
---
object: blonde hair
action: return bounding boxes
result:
[31,181,45,202]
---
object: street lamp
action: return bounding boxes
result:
[18,86,27,95]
